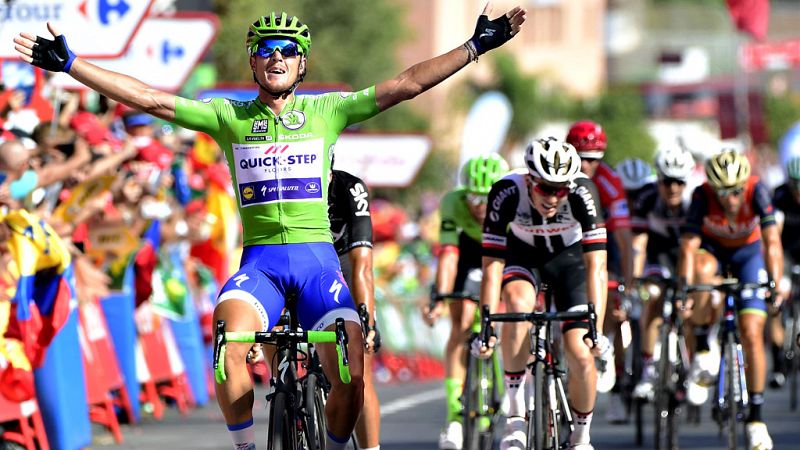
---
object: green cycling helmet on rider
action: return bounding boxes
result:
[460,154,510,195]
[246,12,312,57]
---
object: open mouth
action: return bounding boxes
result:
[268,67,286,75]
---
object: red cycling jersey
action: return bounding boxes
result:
[591,162,631,232]
[682,176,777,248]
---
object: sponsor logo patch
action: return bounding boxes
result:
[242,186,254,200]
[305,181,321,194]
[245,135,267,142]
[252,119,270,134]
[280,110,306,131]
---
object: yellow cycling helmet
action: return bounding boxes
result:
[705,149,750,189]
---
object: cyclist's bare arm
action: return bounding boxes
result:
[762,225,784,299]
[584,249,608,331]
[374,4,526,111]
[632,231,648,278]
[13,22,176,121]
[66,59,177,121]
[435,245,459,293]
[480,255,504,313]
[614,227,635,286]
[678,233,701,285]
[349,246,377,348]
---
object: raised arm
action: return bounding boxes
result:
[14,22,177,121]
[375,3,526,111]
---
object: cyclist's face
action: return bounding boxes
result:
[657,177,685,208]
[251,49,305,92]
[717,188,743,214]
[580,158,600,178]
[527,176,566,218]
[466,194,487,221]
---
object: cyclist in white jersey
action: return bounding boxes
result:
[474,138,610,450]
[14,7,526,450]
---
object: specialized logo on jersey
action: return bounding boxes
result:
[233,139,325,206]
[251,119,270,134]
[349,183,370,217]
[280,111,306,131]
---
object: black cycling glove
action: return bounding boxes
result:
[31,34,76,73]
[469,13,513,56]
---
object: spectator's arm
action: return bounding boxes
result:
[35,137,91,187]
[84,142,137,180]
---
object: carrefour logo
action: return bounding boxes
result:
[80,0,131,25]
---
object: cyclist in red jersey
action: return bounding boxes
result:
[566,120,634,423]
[678,150,783,450]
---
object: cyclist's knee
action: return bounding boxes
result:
[563,330,593,367]
[739,315,766,347]
[694,253,718,282]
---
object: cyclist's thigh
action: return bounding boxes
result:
[500,241,540,311]
[292,242,360,331]
[338,251,353,288]
[730,242,768,316]
[217,249,286,332]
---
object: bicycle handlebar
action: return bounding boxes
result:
[478,304,598,350]
[427,287,481,320]
[686,279,775,294]
[212,318,352,385]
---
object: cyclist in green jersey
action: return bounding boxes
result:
[425,154,509,450]
[14,7,526,450]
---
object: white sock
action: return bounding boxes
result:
[359,446,380,450]
[570,408,593,445]
[502,370,527,417]
[227,418,255,450]
[325,429,350,450]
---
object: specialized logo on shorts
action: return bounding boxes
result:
[242,186,254,200]
[280,111,306,130]
[251,119,270,134]
[329,279,343,304]
[233,273,249,288]
[305,181,321,193]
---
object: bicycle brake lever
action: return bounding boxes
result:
[585,304,598,349]
[335,318,350,367]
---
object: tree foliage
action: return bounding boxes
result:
[766,93,800,149]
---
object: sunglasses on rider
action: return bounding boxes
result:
[533,180,569,198]
[659,177,686,187]
[466,193,488,206]
[715,186,744,197]
[255,39,303,58]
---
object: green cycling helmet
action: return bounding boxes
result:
[787,156,800,181]
[460,154,510,195]
[246,12,311,56]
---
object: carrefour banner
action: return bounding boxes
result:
[0,0,155,59]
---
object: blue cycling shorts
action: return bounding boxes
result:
[217,243,360,332]
[701,240,768,316]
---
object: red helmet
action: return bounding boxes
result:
[566,120,607,159]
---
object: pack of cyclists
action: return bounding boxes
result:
[10,5,800,450]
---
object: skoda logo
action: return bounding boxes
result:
[242,186,254,200]
[305,182,320,194]
[280,111,306,130]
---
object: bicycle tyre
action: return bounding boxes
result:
[726,340,738,450]
[478,357,500,450]
[304,373,327,450]
[268,391,296,450]
[462,353,481,450]
[529,361,546,450]
[654,327,672,450]
[789,302,799,411]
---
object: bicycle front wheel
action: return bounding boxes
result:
[268,391,296,450]
[654,328,674,450]
[463,352,481,450]
[788,302,799,411]
[303,373,328,450]
[528,361,546,450]
[725,339,739,450]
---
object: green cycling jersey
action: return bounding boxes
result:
[172,87,380,245]
[439,188,483,246]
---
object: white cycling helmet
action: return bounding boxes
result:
[616,158,656,191]
[524,137,581,184]
[655,147,695,181]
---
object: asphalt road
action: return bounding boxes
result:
[100,378,800,449]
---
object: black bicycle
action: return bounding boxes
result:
[688,278,774,450]
[479,301,598,450]
[429,291,503,450]
[213,312,351,450]
[783,265,800,411]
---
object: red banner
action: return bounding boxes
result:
[725,0,769,41]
